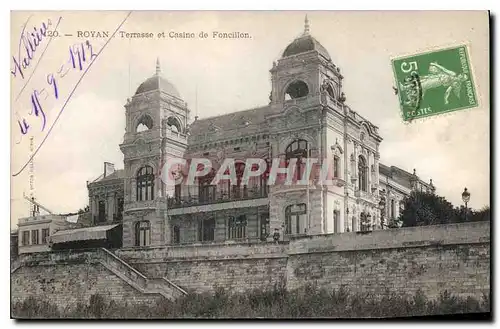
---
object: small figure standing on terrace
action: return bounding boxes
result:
[273,228,280,243]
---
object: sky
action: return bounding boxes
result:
[10,11,490,228]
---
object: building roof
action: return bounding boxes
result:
[135,75,181,98]
[282,34,331,61]
[379,164,434,191]
[102,169,125,181]
[134,58,181,99]
[50,223,120,244]
[90,169,125,184]
[282,16,331,60]
[379,163,394,178]
[188,105,271,142]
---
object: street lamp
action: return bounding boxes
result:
[462,187,471,221]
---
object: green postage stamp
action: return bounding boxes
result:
[392,45,478,121]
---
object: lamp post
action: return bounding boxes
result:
[462,187,471,221]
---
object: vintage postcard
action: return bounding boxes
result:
[10,11,490,319]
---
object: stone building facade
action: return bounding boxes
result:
[379,165,435,227]
[17,214,68,254]
[80,18,434,249]
[87,162,124,225]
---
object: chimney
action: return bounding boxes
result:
[104,162,115,178]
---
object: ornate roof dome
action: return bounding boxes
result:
[135,58,181,98]
[281,15,331,61]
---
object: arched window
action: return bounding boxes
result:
[358,156,367,192]
[137,166,155,201]
[166,116,181,133]
[286,139,309,181]
[285,203,307,235]
[285,80,309,100]
[135,220,151,246]
[136,114,153,132]
[172,225,180,244]
[326,83,335,99]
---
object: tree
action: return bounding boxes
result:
[360,212,371,231]
[469,206,490,222]
[399,191,456,227]
[387,215,401,229]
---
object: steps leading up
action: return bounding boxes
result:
[97,248,187,301]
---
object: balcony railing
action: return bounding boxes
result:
[354,190,377,203]
[167,186,269,209]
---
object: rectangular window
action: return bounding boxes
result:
[199,182,216,203]
[229,215,247,239]
[285,215,292,235]
[136,167,155,201]
[117,198,124,221]
[198,218,215,242]
[391,199,395,218]
[260,174,269,196]
[98,200,106,223]
[334,210,340,233]
[351,216,357,232]
[22,231,30,246]
[297,213,306,234]
[285,204,307,235]
[136,221,151,247]
[174,184,181,200]
[172,226,180,244]
[259,213,270,241]
[31,230,39,245]
[333,156,340,178]
[41,228,50,244]
[204,219,215,241]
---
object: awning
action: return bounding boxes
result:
[50,224,120,244]
[65,214,79,223]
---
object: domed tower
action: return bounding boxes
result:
[119,59,189,247]
[269,15,344,106]
[268,16,349,237]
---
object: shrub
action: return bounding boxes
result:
[11,288,490,319]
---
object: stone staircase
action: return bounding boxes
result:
[12,248,187,301]
[96,248,187,301]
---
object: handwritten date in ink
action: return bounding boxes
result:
[17,40,98,135]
